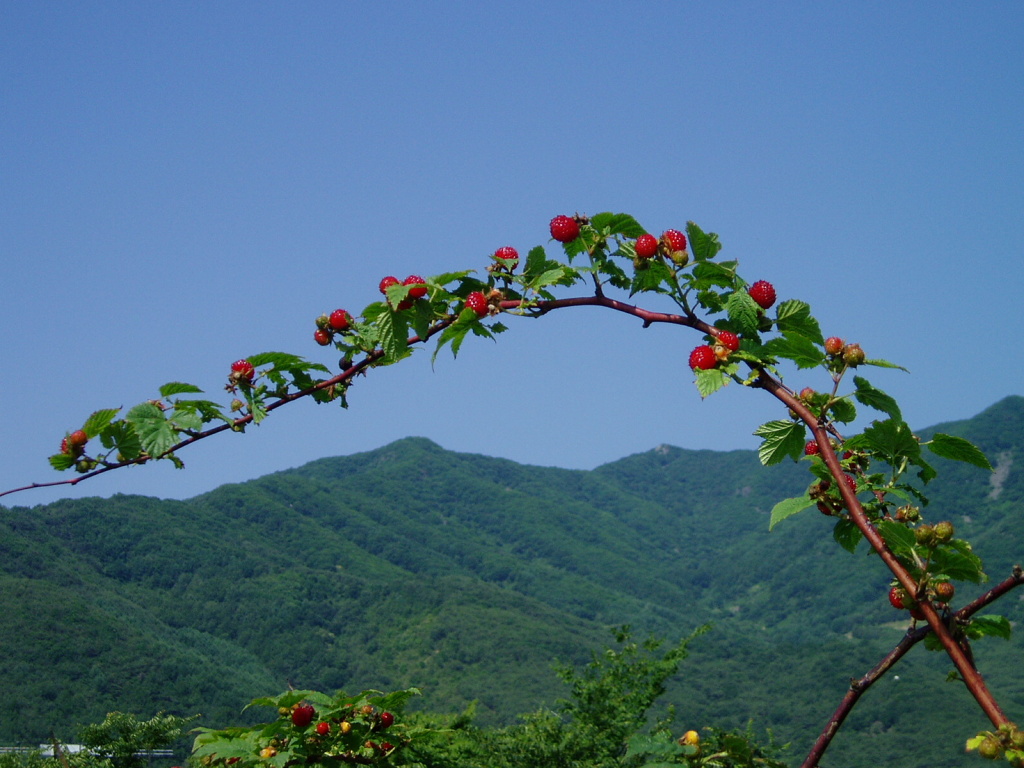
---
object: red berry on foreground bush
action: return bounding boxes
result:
[549,215,580,243]
[635,234,658,259]
[378,711,394,729]
[403,275,428,299]
[379,276,400,295]
[494,246,519,269]
[315,721,330,736]
[804,440,819,456]
[230,359,255,381]
[69,429,88,448]
[689,345,717,371]
[314,329,332,346]
[748,280,776,310]
[291,703,315,728]
[465,291,488,318]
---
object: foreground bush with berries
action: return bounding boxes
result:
[8,212,1023,766]
[192,689,418,768]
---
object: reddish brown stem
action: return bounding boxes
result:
[801,567,1024,767]
[754,373,1009,730]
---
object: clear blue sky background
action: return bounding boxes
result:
[2,3,1022,506]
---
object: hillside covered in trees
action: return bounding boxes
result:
[1,396,1022,767]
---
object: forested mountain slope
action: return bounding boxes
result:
[1,396,1021,767]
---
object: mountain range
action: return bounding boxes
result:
[1,396,1022,768]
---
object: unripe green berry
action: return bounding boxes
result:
[315,314,330,330]
[842,343,866,366]
[914,524,935,547]
[933,520,954,543]
[895,505,921,523]
[978,735,1003,760]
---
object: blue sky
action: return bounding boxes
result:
[2,3,1022,506]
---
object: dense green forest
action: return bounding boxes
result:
[1,396,1022,767]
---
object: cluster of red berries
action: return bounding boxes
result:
[379,275,428,311]
[688,328,742,371]
[824,336,866,367]
[810,472,858,516]
[633,229,688,265]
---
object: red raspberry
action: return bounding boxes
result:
[688,345,717,371]
[291,704,316,728]
[328,309,350,331]
[804,440,819,456]
[403,275,428,299]
[69,429,88,448]
[315,721,330,736]
[549,215,580,243]
[494,246,519,269]
[634,234,658,259]
[465,291,488,317]
[231,359,255,381]
[841,473,857,494]
[380,743,394,753]
[662,229,687,252]
[824,336,844,356]
[60,437,70,454]
[378,711,394,729]
[378,276,400,295]
[314,329,332,346]
[716,330,740,351]
[748,280,776,310]
[888,586,909,610]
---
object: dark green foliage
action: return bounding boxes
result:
[1,397,1022,768]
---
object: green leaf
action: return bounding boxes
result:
[49,453,76,470]
[592,212,645,238]
[171,409,203,432]
[775,300,823,344]
[126,403,180,457]
[832,518,863,553]
[690,261,737,290]
[159,382,204,397]
[829,398,858,424]
[694,367,727,398]
[83,408,121,438]
[857,418,920,465]
[764,333,824,369]
[932,540,986,583]
[725,290,760,335]
[876,520,917,559]
[926,434,993,470]
[769,494,813,530]
[377,308,410,364]
[630,260,674,295]
[864,358,909,372]
[753,420,806,466]
[965,615,1012,641]
[686,221,722,261]
[852,376,902,420]
[100,421,143,460]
